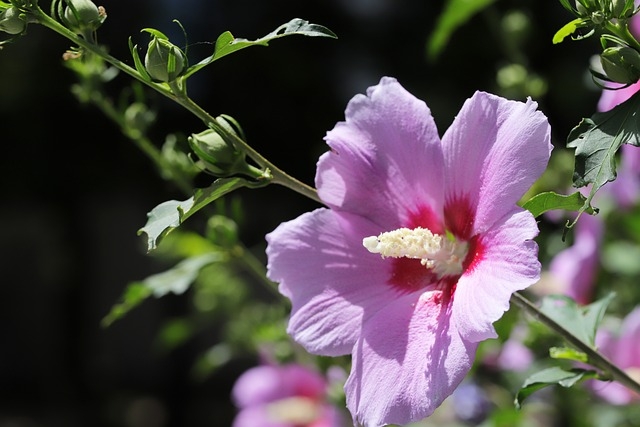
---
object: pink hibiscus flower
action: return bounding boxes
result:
[231,363,342,427]
[591,307,640,405]
[266,77,552,427]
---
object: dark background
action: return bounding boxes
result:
[0,1,603,426]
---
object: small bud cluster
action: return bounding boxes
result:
[0,7,27,35]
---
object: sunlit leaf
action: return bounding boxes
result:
[553,18,588,44]
[549,346,588,363]
[426,0,495,61]
[184,18,337,78]
[539,293,615,348]
[522,191,594,217]
[515,367,597,409]
[138,177,248,251]
[567,90,640,213]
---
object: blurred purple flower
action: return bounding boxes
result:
[591,307,640,405]
[266,77,551,426]
[451,381,492,424]
[231,363,342,427]
[548,213,603,304]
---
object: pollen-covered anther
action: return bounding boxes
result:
[363,227,468,277]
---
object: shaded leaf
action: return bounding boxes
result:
[102,253,223,327]
[427,0,495,61]
[138,177,248,252]
[539,293,615,348]
[184,18,337,78]
[522,191,594,218]
[567,90,640,213]
[515,367,597,408]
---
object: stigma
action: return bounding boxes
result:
[363,227,468,277]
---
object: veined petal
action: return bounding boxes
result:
[453,209,541,342]
[266,208,399,356]
[441,92,552,234]
[346,291,477,427]
[317,77,445,229]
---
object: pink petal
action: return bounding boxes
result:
[597,81,640,112]
[232,406,294,427]
[441,92,552,234]
[615,307,640,368]
[317,77,445,229]
[453,209,541,342]
[266,208,400,356]
[346,291,477,427]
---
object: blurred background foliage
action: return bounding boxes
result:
[0,0,627,426]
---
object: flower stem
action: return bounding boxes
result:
[511,291,640,395]
[31,5,322,204]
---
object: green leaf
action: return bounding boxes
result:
[101,283,151,327]
[138,177,248,252]
[539,293,616,348]
[514,367,597,409]
[426,0,495,61]
[567,90,640,213]
[522,191,594,217]
[553,18,589,44]
[183,18,337,78]
[102,253,223,327]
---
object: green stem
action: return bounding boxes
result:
[32,5,322,204]
[604,20,640,51]
[511,292,640,396]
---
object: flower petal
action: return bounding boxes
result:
[453,209,541,342]
[441,91,552,234]
[266,208,399,356]
[346,291,477,427]
[317,77,445,229]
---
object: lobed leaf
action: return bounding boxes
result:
[552,18,589,44]
[102,253,223,327]
[522,191,594,218]
[539,293,615,349]
[567,90,640,213]
[514,367,597,409]
[138,177,248,252]
[183,18,337,78]
[426,0,495,61]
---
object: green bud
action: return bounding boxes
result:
[144,35,187,83]
[0,7,27,35]
[63,0,105,35]
[188,129,248,177]
[601,46,640,84]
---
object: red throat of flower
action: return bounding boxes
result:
[363,199,485,296]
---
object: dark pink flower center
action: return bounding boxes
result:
[385,198,484,294]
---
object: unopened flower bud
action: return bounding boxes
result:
[63,0,105,35]
[144,35,187,83]
[188,129,249,177]
[601,46,640,84]
[0,7,26,35]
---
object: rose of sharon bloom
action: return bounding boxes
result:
[231,363,341,427]
[266,77,552,427]
[591,307,640,405]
